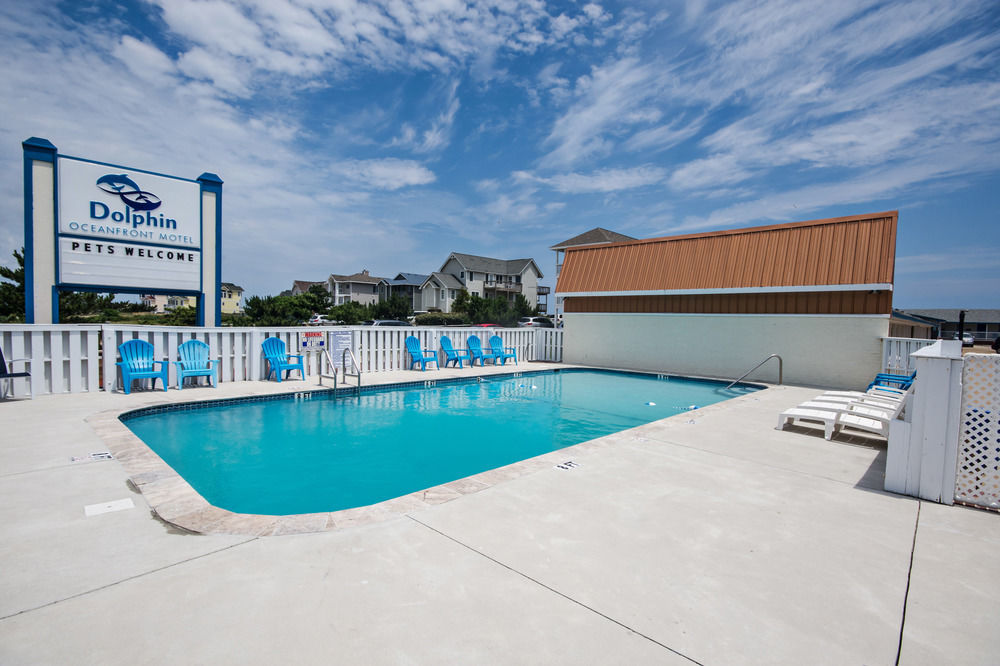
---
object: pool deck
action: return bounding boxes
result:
[1,363,997,664]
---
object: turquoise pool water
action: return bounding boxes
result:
[123,370,758,515]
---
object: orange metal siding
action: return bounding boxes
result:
[555,211,897,294]
[564,291,891,315]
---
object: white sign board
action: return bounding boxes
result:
[58,238,201,291]
[329,330,353,362]
[56,157,201,289]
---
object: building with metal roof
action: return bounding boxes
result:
[555,211,899,388]
[550,227,635,320]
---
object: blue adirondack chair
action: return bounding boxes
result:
[117,339,168,394]
[467,335,498,366]
[261,337,305,382]
[174,340,220,390]
[406,335,439,371]
[440,335,471,368]
[868,370,915,391]
[1,344,32,399]
[489,335,517,365]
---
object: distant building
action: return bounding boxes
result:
[326,269,387,306]
[419,272,465,312]
[549,227,635,320]
[290,280,325,295]
[438,252,544,312]
[897,309,1000,343]
[889,309,934,339]
[387,272,430,311]
[220,282,243,314]
[141,294,197,313]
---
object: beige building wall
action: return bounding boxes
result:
[562,313,889,389]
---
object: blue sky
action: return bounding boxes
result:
[1,0,998,309]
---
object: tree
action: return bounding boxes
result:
[0,248,25,322]
[331,300,368,324]
[370,294,412,321]
[451,289,470,314]
[302,284,333,315]
[242,294,312,326]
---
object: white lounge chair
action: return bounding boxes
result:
[778,398,904,440]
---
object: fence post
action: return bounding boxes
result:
[101,326,118,392]
[885,340,964,504]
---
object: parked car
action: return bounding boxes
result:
[366,319,413,327]
[518,316,554,328]
[472,323,501,328]
[961,333,975,347]
[306,314,330,326]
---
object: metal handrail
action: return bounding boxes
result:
[317,348,338,391]
[726,354,782,390]
[341,348,361,395]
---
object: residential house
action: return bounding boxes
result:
[326,269,387,306]
[141,294,197,313]
[550,227,635,320]
[220,282,243,314]
[386,272,429,311]
[438,252,544,312]
[290,280,325,296]
[419,272,465,312]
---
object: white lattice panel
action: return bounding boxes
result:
[955,354,1000,509]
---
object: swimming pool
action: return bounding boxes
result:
[122,370,759,515]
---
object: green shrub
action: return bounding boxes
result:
[414,312,468,326]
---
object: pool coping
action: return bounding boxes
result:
[88,368,769,537]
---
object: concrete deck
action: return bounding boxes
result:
[1,364,997,664]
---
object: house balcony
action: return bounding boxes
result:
[537,286,550,295]
[484,281,522,293]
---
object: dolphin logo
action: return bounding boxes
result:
[96,174,162,211]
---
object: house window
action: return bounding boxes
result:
[449,290,456,298]
[460,271,465,279]
[440,289,445,299]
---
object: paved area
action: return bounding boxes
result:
[1,364,997,664]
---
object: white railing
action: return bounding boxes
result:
[881,336,937,374]
[0,324,564,397]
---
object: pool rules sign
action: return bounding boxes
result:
[22,138,224,325]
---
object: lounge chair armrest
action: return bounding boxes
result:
[287,354,304,361]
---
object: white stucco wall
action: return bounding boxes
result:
[563,313,890,389]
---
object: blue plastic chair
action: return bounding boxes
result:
[117,339,168,394]
[440,335,471,368]
[1,344,32,399]
[174,340,220,390]
[868,371,915,391]
[488,335,517,365]
[261,337,305,382]
[406,335,439,371]
[467,335,498,366]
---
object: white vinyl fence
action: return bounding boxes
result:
[881,336,937,374]
[1,324,563,397]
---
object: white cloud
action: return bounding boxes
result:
[391,80,461,153]
[541,57,667,167]
[896,248,1000,274]
[523,166,669,193]
[331,159,436,190]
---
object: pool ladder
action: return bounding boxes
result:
[317,348,338,391]
[341,348,362,396]
[725,354,782,390]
